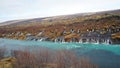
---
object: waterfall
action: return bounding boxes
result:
[86,39,89,43]
[38,38,43,41]
[54,37,65,43]
[54,39,57,42]
[96,39,100,44]
[79,39,83,43]
[61,39,65,43]
[106,39,111,44]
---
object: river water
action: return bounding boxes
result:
[0,38,120,68]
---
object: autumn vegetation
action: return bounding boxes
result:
[0,14,120,41]
[0,47,6,60]
[0,47,97,68]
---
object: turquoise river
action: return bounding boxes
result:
[0,38,120,68]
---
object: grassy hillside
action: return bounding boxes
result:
[0,9,120,41]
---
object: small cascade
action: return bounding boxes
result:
[54,39,57,42]
[79,39,83,43]
[96,39,100,44]
[102,39,105,44]
[70,39,73,43]
[38,38,43,41]
[93,39,97,43]
[61,39,65,43]
[91,39,94,43]
[54,36,65,43]
[104,39,107,44]
[54,38,65,43]
[106,39,111,44]
[85,39,89,43]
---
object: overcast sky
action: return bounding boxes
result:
[0,0,120,22]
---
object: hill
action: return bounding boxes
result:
[0,9,120,42]
[0,9,119,27]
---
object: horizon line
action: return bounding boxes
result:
[0,8,120,23]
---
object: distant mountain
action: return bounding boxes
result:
[0,13,93,27]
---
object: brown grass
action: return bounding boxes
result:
[0,46,97,68]
[10,47,97,68]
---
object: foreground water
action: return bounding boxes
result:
[0,38,120,68]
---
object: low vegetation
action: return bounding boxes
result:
[0,47,97,68]
[0,47,6,60]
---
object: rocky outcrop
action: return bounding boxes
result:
[111,32,120,44]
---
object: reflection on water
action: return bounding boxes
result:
[0,38,120,68]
